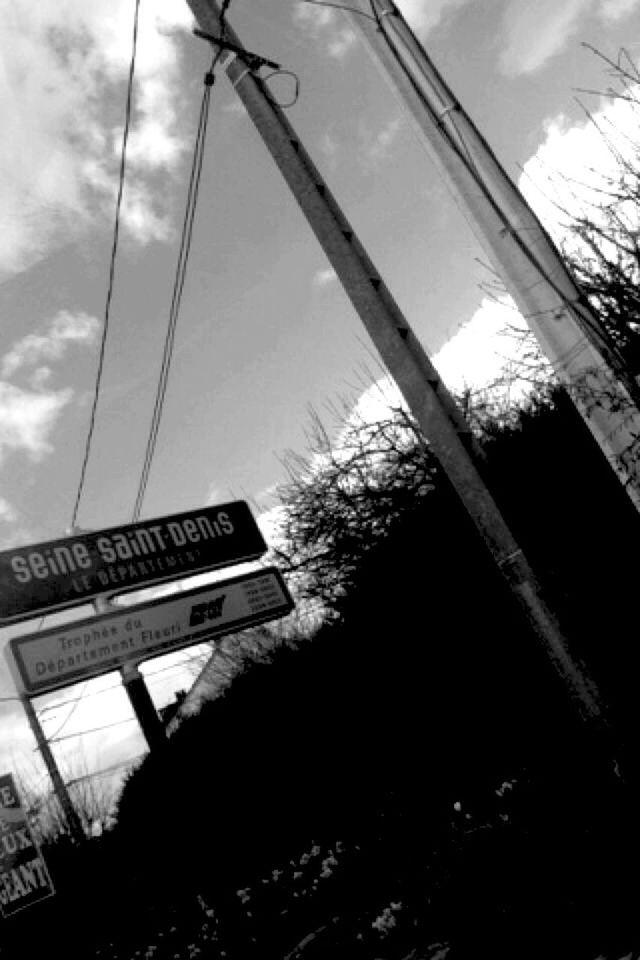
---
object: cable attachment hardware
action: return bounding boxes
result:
[193,28,281,71]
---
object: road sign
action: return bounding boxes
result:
[0,502,266,624]
[0,773,55,918]
[6,567,294,696]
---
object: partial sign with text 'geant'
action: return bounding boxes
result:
[0,773,55,918]
[7,567,294,696]
[0,502,266,624]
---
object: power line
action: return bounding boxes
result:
[142,649,211,679]
[38,1,227,763]
[70,0,142,531]
[48,717,137,745]
[41,681,90,743]
[52,0,142,761]
[131,50,221,522]
[36,680,124,716]
[131,0,238,521]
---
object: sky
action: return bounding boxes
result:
[1,0,639,809]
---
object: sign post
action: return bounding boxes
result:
[0,505,287,843]
[20,699,84,846]
[0,773,56,917]
[120,663,166,752]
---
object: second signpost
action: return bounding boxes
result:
[1,501,294,842]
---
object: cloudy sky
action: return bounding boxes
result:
[1,0,639,794]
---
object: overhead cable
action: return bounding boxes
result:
[36,680,124,716]
[131,50,222,522]
[70,0,142,531]
[40,681,90,744]
[48,717,137,745]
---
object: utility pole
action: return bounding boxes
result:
[185,0,617,751]
[21,695,85,844]
[347,0,640,510]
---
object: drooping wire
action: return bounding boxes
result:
[46,1,227,772]
[48,716,136,745]
[37,680,123,716]
[131,51,221,523]
[263,69,301,109]
[41,681,90,744]
[70,0,142,531]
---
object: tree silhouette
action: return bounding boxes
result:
[111,379,640,958]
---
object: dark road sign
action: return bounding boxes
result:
[0,502,267,624]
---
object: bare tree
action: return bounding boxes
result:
[275,401,437,619]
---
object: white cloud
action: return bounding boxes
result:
[328,27,357,60]
[346,376,407,426]
[318,127,340,166]
[345,301,530,433]
[599,0,639,17]
[256,503,288,552]
[293,3,334,31]
[206,484,225,506]
[0,0,193,278]
[395,0,477,35]
[0,497,16,523]
[1,311,100,379]
[433,297,533,394]
[499,0,586,76]
[518,92,640,252]
[292,3,356,59]
[359,116,405,171]
[0,708,32,773]
[222,99,246,117]
[0,382,73,464]
[498,0,640,76]
[0,309,101,467]
[313,266,338,288]
[294,0,477,41]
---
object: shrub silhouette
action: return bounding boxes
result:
[112,388,640,958]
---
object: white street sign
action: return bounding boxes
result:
[7,568,293,696]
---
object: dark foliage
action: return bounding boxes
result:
[101,386,640,959]
[4,387,640,960]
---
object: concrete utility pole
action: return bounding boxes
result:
[347,0,640,510]
[185,0,613,740]
[21,695,85,845]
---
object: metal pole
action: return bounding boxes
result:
[346,0,640,510]
[185,0,613,743]
[93,597,166,752]
[120,663,166,752]
[21,695,85,844]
